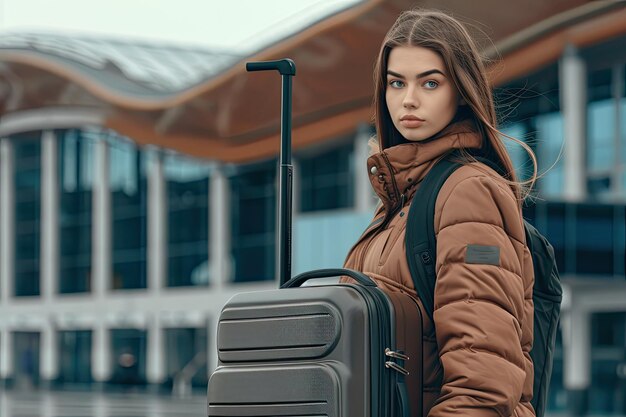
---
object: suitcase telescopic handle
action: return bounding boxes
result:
[246,58,296,288]
[282,268,376,288]
[246,60,296,75]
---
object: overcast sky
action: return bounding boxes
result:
[0,0,361,51]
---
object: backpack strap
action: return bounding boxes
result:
[405,155,463,322]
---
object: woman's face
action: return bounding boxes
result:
[385,46,461,142]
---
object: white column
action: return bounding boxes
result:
[209,165,230,288]
[41,130,59,298]
[92,137,111,295]
[40,325,59,382]
[0,329,14,381]
[147,149,166,291]
[92,324,111,383]
[562,305,591,390]
[0,138,15,300]
[146,317,165,384]
[355,123,375,213]
[559,44,587,202]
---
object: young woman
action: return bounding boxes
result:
[343,9,537,417]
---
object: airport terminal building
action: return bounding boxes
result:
[1,0,626,415]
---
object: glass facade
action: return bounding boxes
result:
[587,67,617,197]
[617,78,624,194]
[58,330,92,384]
[536,112,565,196]
[298,141,355,212]
[495,65,563,198]
[13,132,42,297]
[109,135,148,290]
[58,130,94,293]
[525,201,625,278]
[526,198,626,414]
[164,327,208,387]
[495,38,626,201]
[499,123,529,182]
[498,39,626,203]
[12,331,40,387]
[229,159,276,282]
[110,329,147,385]
[617,94,626,193]
[589,312,626,414]
[575,204,615,275]
[581,36,626,200]
[164,153,210,287]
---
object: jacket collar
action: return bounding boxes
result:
[366,121,483,214]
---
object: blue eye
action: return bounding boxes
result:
[389,80,404,88]
[424,80,439,89]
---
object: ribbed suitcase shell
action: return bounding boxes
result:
[208,283,423,417]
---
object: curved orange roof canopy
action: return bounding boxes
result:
[1,0,624,162]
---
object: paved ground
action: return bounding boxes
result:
[2,389,624,417]
[0,389,206,417]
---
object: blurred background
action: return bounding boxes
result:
[0,0,625,416]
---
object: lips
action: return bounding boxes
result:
[400,115,425,128]
[400,115,425,121]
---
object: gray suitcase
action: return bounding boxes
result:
[208,268,424,417]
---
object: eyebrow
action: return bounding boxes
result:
[387,69,446,79]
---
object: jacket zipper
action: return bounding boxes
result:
[351,153,407,273]
[381,152,403,208]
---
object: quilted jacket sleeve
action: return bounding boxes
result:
[428,169,529,417]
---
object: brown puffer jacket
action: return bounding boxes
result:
[343,123,535,417]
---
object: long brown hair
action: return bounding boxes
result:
[373,8,537,203]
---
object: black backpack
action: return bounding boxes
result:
[405,154,562,417]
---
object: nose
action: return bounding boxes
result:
[402,84,419,109]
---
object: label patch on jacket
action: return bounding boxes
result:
[465,245,500,266]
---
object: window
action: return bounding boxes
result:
[13,331,40,385]
[592,312,625,347]
[164,327,208,387]
[620,70,626,195]
[13,132,42,297]
[495,65,562,199]
[587,68,615,197]
[230,159,276,282]
[575,204,614,276]
[110,328,147,385]
[588,67,613,102]
[109,134,147,290]
[545,202,567,274]
[500,123,532,182]
[581,35,626,199]
[298,142,354,212]
[58,129,94,293]
[527,200,626,278]
[58,330,92,383]
[536,112,565,198]
[165,153,210,287]
[621,206,626,277]
[589,312,626,414]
